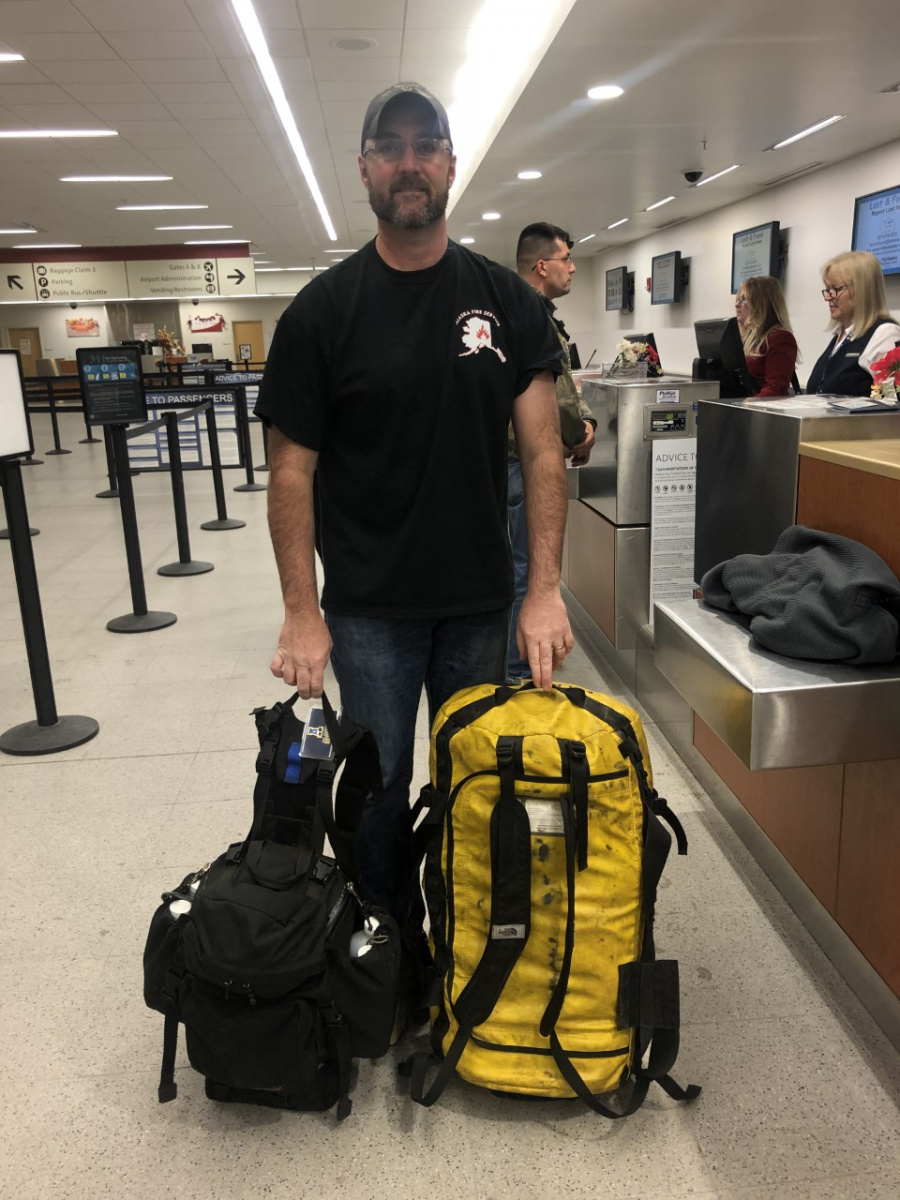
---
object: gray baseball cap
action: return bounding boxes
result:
[360,82,452,152]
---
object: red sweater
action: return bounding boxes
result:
[744,327,798,397]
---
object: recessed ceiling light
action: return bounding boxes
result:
[607,218,629,229]
[155,224,233,231]
[768,115,844,150]
[0,128,117,138]
[13,242,81,249]
[577,233,596,243]
[183,239,248,244]
[460,237,475,244]
[695,165,741,187]
[517,170,542,180]
[61,174,172,182]
[482,212,501,221]
[587,85,624,101]
[645,196,675,211]
[0,53,24,62]
[324,248,355,254]
[0,226,36,234]
[118,204,208,211]
[331,37,378,51]
[254,260,272,264]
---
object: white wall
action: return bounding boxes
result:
[554,137,900,383]
[0,295,295,364]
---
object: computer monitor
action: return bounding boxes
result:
[693,317,753,398]
[623,332,663,376]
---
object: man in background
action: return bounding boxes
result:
[508,222,596,680]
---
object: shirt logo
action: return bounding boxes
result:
[456,310,507,362]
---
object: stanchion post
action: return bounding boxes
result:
[96,424,119,498]
[79,392,101,444]
[232,384,266,493]
[158,410,213,576]
[200,399,245,531]
[44,391,71,456]
[106,423,176,633]
[0,347,98,755]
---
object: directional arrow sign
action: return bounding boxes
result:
[1,263,36,300]
[218,257,255,296]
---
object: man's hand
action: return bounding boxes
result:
[569,420,595,467]
[517,590,574,691]
[270,610,332,699]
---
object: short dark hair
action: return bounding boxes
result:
[516,222,573,274]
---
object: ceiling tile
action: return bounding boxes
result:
[86,103,173,122]
[72,0,198,31]
[145,82,239,104]
[63,82,159,104]
[1,103,101,126]
[312,58,399,84]
[35,60,141,84]
[0,1,92,33]
[1,33,119,59]
[405,0,485,28]
[163,102,250,123]
[297,0,404,30]
[0,83,73,105]
[131,59,229,84]
[101,31,214,59]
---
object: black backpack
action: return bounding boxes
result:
[143,693,401,1119]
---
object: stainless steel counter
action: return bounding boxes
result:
[694,397,900,583]
[654,599,900,769]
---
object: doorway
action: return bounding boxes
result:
[8,327,43,376]
[233,320,266,365]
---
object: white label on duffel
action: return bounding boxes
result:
[492,924,526,940]
[520,798,565,835]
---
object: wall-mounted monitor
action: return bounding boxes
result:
[651,251,683,304]
[851,184,900,276]
[605,266,628,311]
[731,221,780,293]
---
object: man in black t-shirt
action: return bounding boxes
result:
[255,82,572,920]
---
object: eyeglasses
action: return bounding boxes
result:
[533,254,574,269]
[821,283,850,300]
[361,137,452,162]
[735,297,749,306]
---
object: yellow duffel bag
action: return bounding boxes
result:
[408,681,700,1119]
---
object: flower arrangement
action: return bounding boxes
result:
[869,346,900,401]
[612,338,662,378]
[156,325,185,357]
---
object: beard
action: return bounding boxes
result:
[367,172,450,229]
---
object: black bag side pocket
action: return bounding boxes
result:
[180,976,323,1093]
[329,906,402,1059]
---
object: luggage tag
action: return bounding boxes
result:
[299,705,341,761]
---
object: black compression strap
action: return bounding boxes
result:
[539,786,577,1037]
[158,1010,179,1103]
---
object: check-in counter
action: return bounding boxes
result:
[652,398,900,1020]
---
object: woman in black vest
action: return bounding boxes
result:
[806,250,900,396]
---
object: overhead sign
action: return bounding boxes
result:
[1,252,256,303]
[33,260,128,302]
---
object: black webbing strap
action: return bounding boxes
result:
[409,736,532,1108]
[323,1006,354,1120]
[158,1009,179,1103]
[539,781,577,1037]
[567,740,589,872]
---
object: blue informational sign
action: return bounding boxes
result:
[127,387,244,470]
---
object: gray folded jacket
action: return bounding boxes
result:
[700,525,900,664]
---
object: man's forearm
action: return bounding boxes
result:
[267,429,320,617]
[521,444,567,594]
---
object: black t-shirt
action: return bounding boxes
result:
[255,240,561,618]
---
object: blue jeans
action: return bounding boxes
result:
[325,609,509,920]
[506,459,529,679]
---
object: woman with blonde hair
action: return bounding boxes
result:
[806,250,900,395]
[734,275,798,396]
